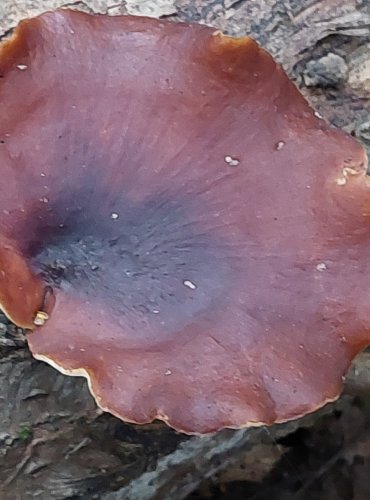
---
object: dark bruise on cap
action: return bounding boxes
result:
[0,9,368,434]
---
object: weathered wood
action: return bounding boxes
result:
[175,0,370,71]
[0,1,369,499]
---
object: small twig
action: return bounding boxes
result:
[3,434,57,486]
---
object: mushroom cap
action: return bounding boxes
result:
[0,10,369,434]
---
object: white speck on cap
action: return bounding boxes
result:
[342,166,360,177]
[111,212,119,220]
[17,64,28,71]
[224,155,240,167]
[316,262,327,272]
[33,311,49,326]
[183,280,197,290]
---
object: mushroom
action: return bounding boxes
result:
[0,9,368,434]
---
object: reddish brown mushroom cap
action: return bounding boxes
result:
[0,10,369,433]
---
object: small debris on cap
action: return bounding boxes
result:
[342,166,360,177]
[316,262,327,272]
[224,155,240,166]
[17,64,28,71]
[336,177,347,186]
[183,280,197,290]
[33,311,49,326]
